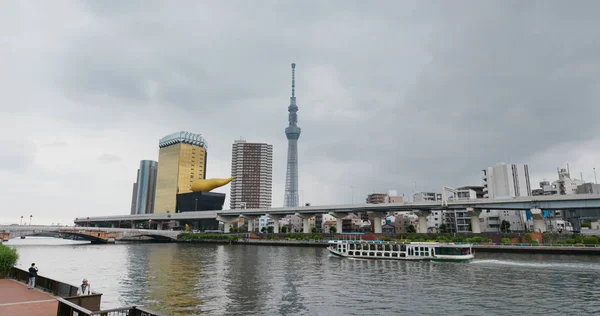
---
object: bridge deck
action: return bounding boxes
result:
[0,279,57,316]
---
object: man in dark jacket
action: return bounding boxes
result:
[28,263,38,290]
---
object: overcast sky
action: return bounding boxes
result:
[1,1,599,225]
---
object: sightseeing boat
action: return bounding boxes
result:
[327,240,474,262]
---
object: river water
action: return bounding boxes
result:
[5,237,600,315]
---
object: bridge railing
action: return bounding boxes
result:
[10,267,102,310]
[56,298,168,316]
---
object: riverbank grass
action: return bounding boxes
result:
[0,244,18,278]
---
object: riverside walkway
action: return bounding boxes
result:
[0,279,57,316]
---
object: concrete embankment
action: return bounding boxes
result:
[177,238,600,255]
[473,245,600,255]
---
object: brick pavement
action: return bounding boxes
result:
[0,279,57,316]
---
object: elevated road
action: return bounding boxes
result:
[64,194,600,234]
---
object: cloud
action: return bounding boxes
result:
[97,154,122,164]
[1,1,600,225]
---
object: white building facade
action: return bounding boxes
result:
[481,163,532,232]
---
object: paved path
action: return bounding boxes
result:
[0,279,57,316]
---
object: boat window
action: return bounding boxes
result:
[392,244,398,251]
[401,245,407,252]
[348,251,353,255]
[384,253,390,257]
[377,252,382,257]
[369,252,375,256]
[391,253,398,257]
[400,253,406,257]
[436,247,464,256]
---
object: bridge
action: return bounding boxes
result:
[0,225,180,243]
[70,194,600,235]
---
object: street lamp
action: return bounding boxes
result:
[20,216,23,225]
[29,215,32,226]
[195,198,198,212]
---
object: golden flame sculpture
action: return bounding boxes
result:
[190,177,233,192]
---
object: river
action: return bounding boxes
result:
[5,237,600,315]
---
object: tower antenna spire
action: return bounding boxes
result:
[291,63,296,97]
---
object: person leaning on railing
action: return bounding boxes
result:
[76,278,91,296]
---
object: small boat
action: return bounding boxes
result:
[327,240,474,262]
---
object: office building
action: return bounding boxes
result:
[130,160,158,214]
[482,163,531,198]
[154,131,208,214]
[480,163,531,232]
[130,169,139,215]
[229,140,273,209]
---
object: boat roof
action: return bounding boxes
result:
[328,240,472,247]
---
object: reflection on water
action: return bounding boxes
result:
[7,238,600,315]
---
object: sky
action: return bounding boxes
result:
[1,0,600,225]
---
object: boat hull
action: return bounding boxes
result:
[329,248,473,262]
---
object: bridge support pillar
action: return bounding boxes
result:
[242,215,260,233]
[268,215,283,233]
[217,215,239,233]
[467,208,481,234]
[530,208,546,233]
[296,213,314,234]
[368,211,387,234]
[330,212,346,234]
[414,210,430,234]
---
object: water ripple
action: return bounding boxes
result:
[8,238,600,315]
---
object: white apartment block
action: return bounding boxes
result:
[480,163,532,232]
[230,140,273,209]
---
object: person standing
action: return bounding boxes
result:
[77,278,91,296]
[28,263,38,290]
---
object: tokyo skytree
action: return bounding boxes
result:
[284,63,301,207]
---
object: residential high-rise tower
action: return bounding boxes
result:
[229,140,273,209]
[284,63,301,207]
[130,160,158,214]
[154,131,207,214]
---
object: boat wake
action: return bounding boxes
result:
[471,259,600,270]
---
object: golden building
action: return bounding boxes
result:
[154,131,207,214]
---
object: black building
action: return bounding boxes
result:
[176,191,226,212]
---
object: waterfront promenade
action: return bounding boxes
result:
[0,279,57,316]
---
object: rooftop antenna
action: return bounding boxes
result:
[580,172,584,181]
[567,163,570,177]
[291,63,296,98]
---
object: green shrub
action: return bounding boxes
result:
[177,233,239,242]
[583,236,599,245]
[501,238,510,245]
[382,237,392,241]
[565,238,575,244]
[313,234,323,240]
[523,233,533,242]
[0,244,18,278]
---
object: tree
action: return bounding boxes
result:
[500,220,511,233]
[329,226,337,234]
[581,222,591,228]
[311,227,318,233]
[438,224,448,234]
[407,225,416,233]
[261,227,267,233]
[0,244,18,278]
[281,226,288,234]
[267,226,274,233]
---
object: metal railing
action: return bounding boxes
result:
[57,298,168,316]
